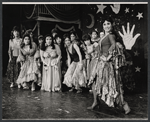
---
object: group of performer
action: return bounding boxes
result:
[6,17,141,114]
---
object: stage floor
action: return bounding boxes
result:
[2,77,148,120]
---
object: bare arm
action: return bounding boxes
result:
[29,42,37,56]
[66,49,71,66]
[55,44,62,62]
[40,50,45,63]
[20,48,29,55]
[17,49,25,62]
[8,40,12,60]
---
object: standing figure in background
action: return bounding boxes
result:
[82,34,100,93]
[34,35,44,86]
[99,32,105,40]
[63,34,86,93]
[25,29,37,51]
[55,34,68,81]
[82,34,94,81]
[40,34,62,92]
[16,34,41,91]
[6,26,22,88]
[51,28,58,43]
[91,29,100,47]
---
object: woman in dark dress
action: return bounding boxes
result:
[63,34,87,93]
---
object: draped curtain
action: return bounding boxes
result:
[23,5,37,19]
[23,4,80,22]
[45,4,80,21]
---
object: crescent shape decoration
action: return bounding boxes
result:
[86,14,95,29]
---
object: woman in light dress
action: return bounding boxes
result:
[16,34,41,91]
[40,34,62,92]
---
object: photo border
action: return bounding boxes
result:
[0,0,149,121]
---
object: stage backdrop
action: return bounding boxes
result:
[80,4,148,88]
[3,4,148,89]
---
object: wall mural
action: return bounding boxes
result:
[81,4,147,89]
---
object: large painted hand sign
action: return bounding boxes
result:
[118,23,141,50]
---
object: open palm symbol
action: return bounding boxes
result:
[118,22,141,50]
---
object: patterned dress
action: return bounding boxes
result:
[16,43,41,86]
[41,44,61,92]
[63,42,87,90]
[6,38,22,84]
[89,33,130,111]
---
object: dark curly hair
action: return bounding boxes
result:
[10,26,20,39]
[70,30,79,40]
[82,34,91,42]
[40,34,55,51]
[91,29,98,35]
[54,34,63,44]
[63,33,70,40]
[101,16,119,40]
[101,16,114,25]
[21,34,32,49]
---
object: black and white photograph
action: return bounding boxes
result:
[2,2,148,120]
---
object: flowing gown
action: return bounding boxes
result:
[41,44,62,92]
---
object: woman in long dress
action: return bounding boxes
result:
[63,34,86,93]
[16,34,41,91]
[87,17,130,114]
[6,26,22,88]
[40,34,62,92]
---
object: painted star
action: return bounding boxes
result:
[96,4,107,14]
[134,51,139,56]
[125,8,129,13]
[136,12,143,20]
[135,67,141,72]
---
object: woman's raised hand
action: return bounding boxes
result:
[118,22,141,50]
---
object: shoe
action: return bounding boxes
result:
[48,90,51,92]
[123,102,131,114]
[87,106,94,110]
[31,88,35,91]
[89,90,93,93]
[23,86,29,89]
[18,84,21,89]
[87,102,98,110]
[38,83,42,86]
[125,108,131,114]
[76,90,82,93]
[10,83,14,88]
[69,88,74,92]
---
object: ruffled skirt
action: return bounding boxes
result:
[16,57,41,85]
[63,61,87,90]
[89,60,129,108]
